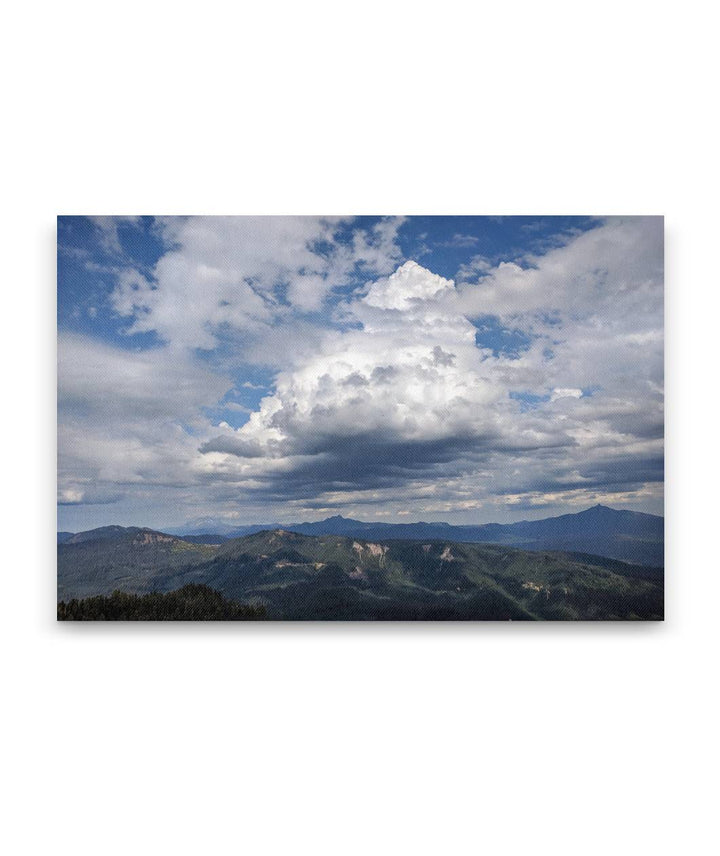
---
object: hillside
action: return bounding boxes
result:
[59,526,663,620]
[57,526,220,601]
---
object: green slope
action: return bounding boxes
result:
[151,530,663,620]
[57,527,220,601]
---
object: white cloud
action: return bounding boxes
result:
[362,260,455,310]
[197,264,584,479]
[551,388,583,402]
[109,215,406,350]
[455,216,662,325]
[215,263,500,454]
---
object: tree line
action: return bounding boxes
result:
[57,584,267,621]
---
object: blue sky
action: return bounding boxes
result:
[57,215,663,531]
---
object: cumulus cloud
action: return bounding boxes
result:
[362,260,454,309]
[197,243,662,517]
[109,216,405,350]
[205,263,505,460]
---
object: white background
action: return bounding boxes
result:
[2,2,718,854]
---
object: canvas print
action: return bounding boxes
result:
[57,216,664,620]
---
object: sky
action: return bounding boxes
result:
[57,215,664,531]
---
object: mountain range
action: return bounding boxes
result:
[156,504,664,567]
[57,506,664,620]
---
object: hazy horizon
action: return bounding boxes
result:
[57,501,664,537]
